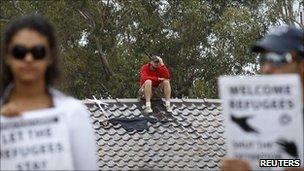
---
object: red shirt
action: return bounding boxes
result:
[139,63,170,87]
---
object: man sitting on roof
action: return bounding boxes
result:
[139,55,172,113]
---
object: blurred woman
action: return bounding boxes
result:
[0,14,98,170]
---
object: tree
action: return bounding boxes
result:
[1,0,302,99]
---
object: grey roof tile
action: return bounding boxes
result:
[85,98,225,170]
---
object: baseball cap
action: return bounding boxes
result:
[252,26,304,57]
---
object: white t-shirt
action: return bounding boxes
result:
[0,88,99,170]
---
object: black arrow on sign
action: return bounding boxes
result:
[276,139,298,158]
[231,114,259,134]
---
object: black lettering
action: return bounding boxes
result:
[228,85,292,96]
[229,99,293,110]
[233,141,254,148]
[1,131,23,145]
[57,143,63,152]
[16,160,47,170]
[230,87,239,95]
[288,100,294,108]
[28,130,34,140]
[17,164,23,171]
[27,128,52,140]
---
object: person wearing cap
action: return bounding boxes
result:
[252,26,304,77]
[139,55,172,113]
[221,26,304,171]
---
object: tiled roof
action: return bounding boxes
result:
[84,98,226,170]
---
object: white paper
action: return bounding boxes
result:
[0,109,74,170]
[219,74,304,170]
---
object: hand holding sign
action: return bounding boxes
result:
[221,159,251,171]
[0,102,20,117]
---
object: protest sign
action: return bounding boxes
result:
[219,74,304,170]
[0,109,74,170]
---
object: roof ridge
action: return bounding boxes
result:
[83,98,221,104]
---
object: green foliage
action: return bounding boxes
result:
[1,0,302,99]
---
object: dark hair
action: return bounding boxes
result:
[0,14,61,96]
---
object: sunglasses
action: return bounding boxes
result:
[258,52,293,67]
[10,45,47,60]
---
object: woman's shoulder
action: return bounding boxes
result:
[50,88,87,111]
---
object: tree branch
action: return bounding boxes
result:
[77,0,113,79]
[12,0,25,14]
[0,17,9,22]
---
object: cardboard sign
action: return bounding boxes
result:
[219,74,304,170]
[0,109,74,170]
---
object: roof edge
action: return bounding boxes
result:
[82,98,221,105]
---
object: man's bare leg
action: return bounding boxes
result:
[144,80,153,113]
[160,80,172,112]
[162,80,171,101]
